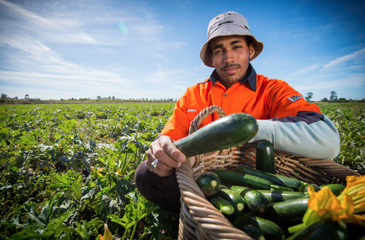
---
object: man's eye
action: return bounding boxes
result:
[233,45,242,49]
[213,49,222,54]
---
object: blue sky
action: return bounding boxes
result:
[0,0,364,101]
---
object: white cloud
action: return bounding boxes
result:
[0,0,50,25]
[286,46,365,100]
[292,71,365,92]
[323,48,365,69]
[0,0,182,49]
[292,64,320,76]
[0,34,84,74]
[299,77,361,91]
[0,0,99,45]
[0,0,192,99]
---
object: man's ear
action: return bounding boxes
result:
[248,43,255,60]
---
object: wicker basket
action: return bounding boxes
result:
[175,105,360,240]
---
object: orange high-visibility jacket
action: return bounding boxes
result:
[160,65,340,159]
[161,71,320,141]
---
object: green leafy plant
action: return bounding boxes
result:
[0,102,362,239]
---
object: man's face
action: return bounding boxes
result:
[209,36,255,88]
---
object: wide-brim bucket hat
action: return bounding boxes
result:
[200,11,264,67]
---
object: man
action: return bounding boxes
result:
[134,11,340,212]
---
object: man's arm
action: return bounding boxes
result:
[249,111,340,159]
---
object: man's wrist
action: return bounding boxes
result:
[249,119,275,144]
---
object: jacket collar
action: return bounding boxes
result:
[209,63,257,91]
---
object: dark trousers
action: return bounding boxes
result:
[134,160,181,213]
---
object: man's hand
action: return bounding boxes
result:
[146,135,187,177]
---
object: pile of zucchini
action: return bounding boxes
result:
[175,112,360,239]
[196,165,350,240]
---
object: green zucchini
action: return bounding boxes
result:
[235,166,302,190]
[300,183,321,193]
[320,184,345,196]
[174,113,258,157]
[196,172,221,196]
[239,225,265,240]
[242,190,268,213]
[244,216,284,240]
[286,220,348,240]
[264,196,309,222]
[230,185,251,195]
[212,169,273,190]
[218,188,245,213]
[259,190,305,203]
[256,140,276,174]
[270,185,294,192]
[208,195,235,215]
[231,185,305,203]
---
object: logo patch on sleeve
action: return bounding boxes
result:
[187,109,197,112]
[288,95,303,102]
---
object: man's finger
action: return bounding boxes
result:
[148,159,173,177]
[154,148,182,168]
[159,136,187,163]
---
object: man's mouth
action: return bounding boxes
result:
[221,64,241,75]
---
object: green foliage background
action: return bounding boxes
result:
[0,102,363,239]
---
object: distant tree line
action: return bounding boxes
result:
[305,91,364,103]
[1,92,364,104]
[0,93,178,104]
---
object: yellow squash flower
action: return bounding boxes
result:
[96,168,105,177]
[98,224,113,240]
[338,175,365,213]
[303,175,365,227]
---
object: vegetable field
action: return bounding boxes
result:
[0,102,364,239]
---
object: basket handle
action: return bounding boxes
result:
[177,106,253,239]
[188,105,226,135]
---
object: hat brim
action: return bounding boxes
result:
[200,33,263,67]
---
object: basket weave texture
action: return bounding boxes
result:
[176,105,360,240]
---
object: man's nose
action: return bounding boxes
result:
[223,49,234,63]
